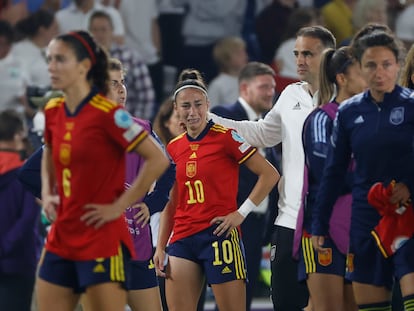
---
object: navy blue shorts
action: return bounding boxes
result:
[126,259,158,290]
[37,245,130,293]
[167,225,247,285]
[346,235,414,289]
[298,235,346,282]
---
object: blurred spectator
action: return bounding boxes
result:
[152,97,184,146]
[55,0,124,43]
[0,109,40,311]
[339,0,388,46]
[119,0,164,113]
[400,43,414,89]
[0,0,28,25]
[88,10,156,120]
[171,0,246,83]
[13,9,59,88]
[274,8,318,80]
[255,0,297,64]
[208,36,248,107]
[395,0,414,50]
[158,0,185,69]
[0,20,28,114]
[320,0,356,44]
[26,0,65,12]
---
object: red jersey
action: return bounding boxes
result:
[43,91,148,260]
[167,121,256,243]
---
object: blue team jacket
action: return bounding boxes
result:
[312,85,414,239]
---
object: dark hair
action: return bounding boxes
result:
[350,23,392,46]
[153,97,176,145]
[296,25,336,49]
[282,8,317,41]
[352,30,403,64]
[89,10,113,30]
[56,30,109,94]
[15,9,55,38]
[400,44,414,89]
[238,61,275,84]
[0,109,24,141]
[0,20,14,43]
[173,69,208,101]
[318,47,354,106]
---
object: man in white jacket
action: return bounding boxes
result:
[210,25,336,310]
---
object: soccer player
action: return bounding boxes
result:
[311,30,414,311]
[36,30,169,311]
[296,46,366,311]
[153,69,280,311]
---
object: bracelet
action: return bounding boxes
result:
[237,198,256,218]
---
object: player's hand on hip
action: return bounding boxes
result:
[81,203,123,229]
[211,211,244,237]
[132,202,150,227]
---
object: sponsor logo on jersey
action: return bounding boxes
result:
[354,115,364,124]
[293,102,301,110]
[390,107,404,125]
[114,109,133,129]
[317,248,332,266]
[93,258,106,273]
[186,161,197,178]
[189,152,197,159]
[221,266,232,274]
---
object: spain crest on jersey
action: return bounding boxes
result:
[186,161,197,178]
[317,248,332,266]
[59,143,71,166]
[389,107,404,125]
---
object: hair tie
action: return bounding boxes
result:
[69,32,96,65]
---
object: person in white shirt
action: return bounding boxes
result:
[208,36,248,108]
[210,25,336,311]
[0,20,28,115]
[13,9,59,88]
[55,0,124,43]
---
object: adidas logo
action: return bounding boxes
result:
[221,266,232,274]
[293,102,301,110]
[189,152,197,159]
[93,263,106,273]
[354,115,364,124]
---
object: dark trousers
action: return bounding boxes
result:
[270,225,309,310]
[0,273,35,311]
[242,212,267,310]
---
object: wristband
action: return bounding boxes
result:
[237,198,256,218]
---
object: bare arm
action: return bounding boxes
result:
[153,182,178,277]
[81,135,170,228]
[41,145,59,221]
[209,105,282,148]
[211,152,280,236]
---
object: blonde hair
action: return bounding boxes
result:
[213,36,246,73]
[352,0,387,31]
